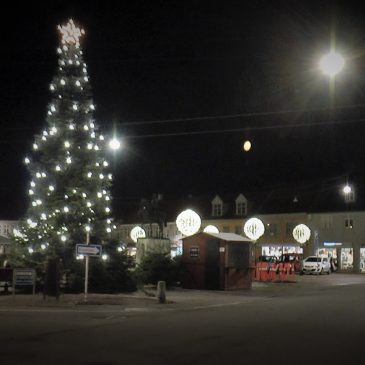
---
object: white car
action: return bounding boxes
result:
[301,256,331,275]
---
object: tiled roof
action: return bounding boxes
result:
[114,180,363,223]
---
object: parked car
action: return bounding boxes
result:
[301,256,331,275]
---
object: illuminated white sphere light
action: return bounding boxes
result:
[176,209,201,236]
[293,224,311,244]
[244,218,265,240]
[319,51,345,77]
[203,225,220,234]
[130,226,146,243]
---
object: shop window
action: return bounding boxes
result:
[265,223,277,237]
[223,226,230,233]
[320,215,333,230]
[286,222,298,237]
[341,248,353,270]
[189,246,200,258]
[345,218,353,229]
[360,248,365,273]
[235,226,241,234]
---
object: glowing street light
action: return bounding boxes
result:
[319,51,345,77]
[108,138,121,150]
[343,184,352,195]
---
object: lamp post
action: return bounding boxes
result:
[84,225,91,303]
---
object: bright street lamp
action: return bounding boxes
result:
[343,184,352,195]
[319,51,345,77]
[108,137,121,150]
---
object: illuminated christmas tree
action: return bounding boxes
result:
[14,19,115,266]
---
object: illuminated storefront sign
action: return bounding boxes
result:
[324,242,342,247]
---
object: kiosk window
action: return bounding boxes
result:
[189,247,200,257]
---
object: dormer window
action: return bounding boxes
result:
[211,195,223,217]
[235,194,247,216]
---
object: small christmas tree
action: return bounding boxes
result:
[14,19,115,269]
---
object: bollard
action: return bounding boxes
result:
[157,281,166,304]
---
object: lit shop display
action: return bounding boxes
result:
[261,245,303,257]
[317,247,338,259]
[360,248,365,273]
[341,248,353,271]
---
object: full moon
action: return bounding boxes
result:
[243,140,251,152]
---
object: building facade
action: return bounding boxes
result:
[115,193,365,274]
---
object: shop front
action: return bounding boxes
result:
[360,246,365,273]
[317,242,353,272]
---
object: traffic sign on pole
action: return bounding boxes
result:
[76,244,102,257]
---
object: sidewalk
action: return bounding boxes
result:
[1,273,364,310]
[0,284,266,310]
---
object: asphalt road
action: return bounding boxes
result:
[1,274,365,365]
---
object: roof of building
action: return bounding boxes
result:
[205,232,252,242]
[114,179,363,223]
[182,231,251,242]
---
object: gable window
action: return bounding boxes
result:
[236,202,246,216]
[211,195,223,217]
[235,194,247,216]
[213,203,222,217]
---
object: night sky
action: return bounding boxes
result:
[1,1,365,219]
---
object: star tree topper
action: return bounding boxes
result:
[58,19,85,48]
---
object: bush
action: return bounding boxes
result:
[62,243,137,294]
[135,252,183,287]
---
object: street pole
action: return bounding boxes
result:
[84,231,90,303]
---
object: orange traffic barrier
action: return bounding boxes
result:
[269,262,278,282]
[278,262,285,282]
[286,263,296,283]
[260,262,269,281]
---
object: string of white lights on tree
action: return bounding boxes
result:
[15,19,116,260]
